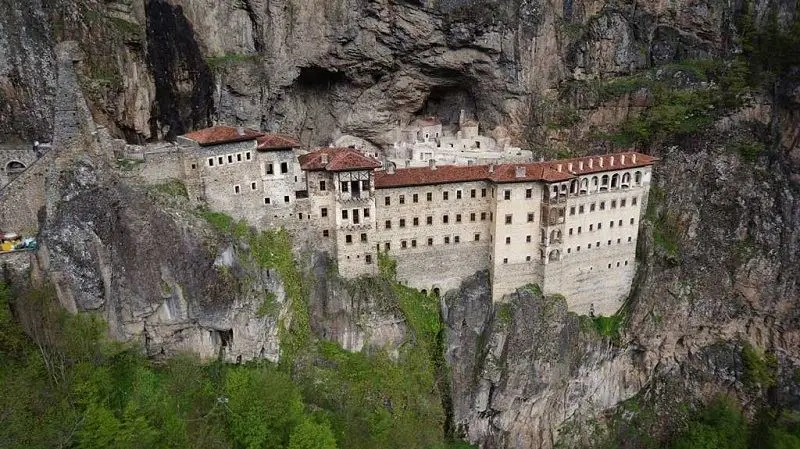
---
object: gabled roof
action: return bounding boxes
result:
[299,147,382,172]
[257,133,301,151]
[182,126,264,146]
[374,152,655,189]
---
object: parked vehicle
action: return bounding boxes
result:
[0,232,37,253]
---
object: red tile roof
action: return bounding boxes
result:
[183,126,264,146]
[415,117,442,126]
[257,133,301,150]
[374,152,655,189]
[299,147,382,172]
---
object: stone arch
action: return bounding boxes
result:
[432,287,441,297]
[421,289,428,296]
[580,178,589,194]
[549,207,560,225]
[549,229,562,243]
[549,185,558,200]
[548,249,561,262]
[5,160,26,173]
[600,175,609,190]
[634,171,642,185]
[611,173,620,189]
[569,179,579,195]
[591,176,599,193]
[559,183,568,196]
[621,172,631,188]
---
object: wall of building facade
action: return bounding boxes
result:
[136,150,183,185]
[330,170,378,278]
[0,150,54,233]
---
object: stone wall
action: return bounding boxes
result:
[134,148,184,185]
[0,144,39,187]
[0,150,53,232]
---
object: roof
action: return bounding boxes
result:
[374,152,655,189]
[182,126,264,146]
[414,117,442,126]
[298,147,382,172]
[257,133,301,150]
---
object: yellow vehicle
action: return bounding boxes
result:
[0,232,37,254]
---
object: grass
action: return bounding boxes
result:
[496,303,514,327]
[741,342,777,388]
[151,180,188,199]
[116,158,143,171]
[256,292,278,318]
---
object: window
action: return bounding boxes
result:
[628,236,632,242]
[427,237,434,246]
[526,255,531,261]
[457,190,462,199]
[399,219,406,228]
[237,153,243,162]
[526,188,532,199]
[401,240,407,249]
[568,228,573,236]
[471,189,477,198]
[454,235,460,243]
[619,219,623,226]
[505,237,511,244]
[527,213,535,223]
[570,207,576,216]
[264,197,271,204]
[385,220,392,229]
[385,196,391,206]
[266,163,274,174]
[361,233,367,243]
[625,260,628,266]
[589,224,593,231]
[578,226,582,234]
[218,156,224,165]
[323,229,329,237]
[470,213,476,222]
[504,190,511,200]
[280,162,288,174]
[413,193,418,203]
[590,203,596,212]
[610,221,614,228]
[251,182,257,190]
[588,243,592,249]
[526,235,531,243]
[245,152,251,160]
[234,185,240,194]
[632,197,638,206]
[611,200,617,209]
[577,246,581,252]
[342,210,349,219]
[321,208,328,217]
[345,235,353,244]
[481,212,487,221]
[443,191,449,200]
[363,208,370,218]
[320,180,326,191]
[505,215,512,225]
[385,242,391,251]
[365,254,373,264]
[426,216,433,225]
[427,192,432,201]
[596,241,600,248]
[456,214,462,223]
[228,155,233,163]
[579,205,585,214]
[399,195,405,204]
[340,181,348,192]
[598,223,602,230]
[617,238,621,244]
[442,215,449,224]
[503,258,508,264]
[362,180,370,191]
[474,233,480,241]
[608,263,612,269]
[191,163,197,170]
[444,236,451,244]
[481,188,487,197]
[608,240,611,245]
[600,201,606,210]
[208,158,214,167]
[413,217,419,226]
[621,199,627,207]
[630,218,635,225]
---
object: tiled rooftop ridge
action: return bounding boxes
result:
[182,126,265,146]
[299,147,383,172]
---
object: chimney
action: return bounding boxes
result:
[429,159,437,171]
[557,164,562,172]
[621,155,626,165]
[489,164,495,173]
[579,161,584,170]
[589,158,593,169]
[515,166,526,178]
[599,158,604,168]
[610,156,615,167]
[632,154,637,163]
[321,153,329,165]
[237,126,245,136]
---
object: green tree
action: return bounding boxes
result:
[671,397,748,449]
[288,419,338,449]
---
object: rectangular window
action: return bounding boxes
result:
[600,201,606,210]
[342,210,349,219]
[385,220,392,229]
[361,233,367,243]
[481,188,487,197]
[590,203,596,212]
[570,206,576,216]
[526,256,531,261]
[481,212,487,221]
[191,163,197,170]
[321,208,328,217]
[399,219,406,228]
[525,188,532,199]
[443,191,449,200]
[628,236,632,242]
[470,213,476,222]
[413,193,419,203]
[588,243,592,249]
[454,235,460,243]
[504,190,511,200]
[578,226,582,234]
[569,228,573,235]
[630,218,635,225]
[426,216,433,225]
[589,224,593,231]
[245,152,251,160]
[619,219,623,226]
[363,208,370,218]
[456,214,462,223]
[280,162,288,174]
[577,246,581,252]
[579,205,585,214]
[251,182,257,190]
[267,163,274,174]
[399,195,405,204]
[237,153,243,162]
[427,237,434,246]
[352,209,360,224]
[345,235,353,244]
[412,239,417,248]
[526,235,531,243]
[234,185,240,194]
[264,197,271,204]
[208,158,214,167]
[444,236,451,244]
[597,241,601,248]
[503,258,508,264]
[413,217,419,226]
[527,213,534,223]
[474,233,480,241]
[505,214,512,225]
[385,242,391,251]
[319,180,326,191]
[340,181,348,192]
[610,221,614,228]
[598,223,602,230]
[323,230,329,237]
[608,240,612,246]
[611,200,617,209]
[621,199,627,207]
[471,189,477,198]
[365,254,373,264]
[218,156,224,165]
[632,197,638,206]
[228,155,233,164]
[385,196,391,206]
[427,192,432,202]
[456,190,462,199]
[505,237,511,244]
[442,215,449,224]
[401,240,407,249]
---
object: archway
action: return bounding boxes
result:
[421,289,428,296]
[569,179,579,195]
[600,175,609,190]
[580,178,589,194]
[634,171,642,185]
[591,176,599,193]
[432,287,441,297]
[5,160,26,174]
[549,229,562,243]
[621,172,631,188]
[611,174,619,189]
[548,249,561,262]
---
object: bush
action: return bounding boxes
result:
[741,342,777,388]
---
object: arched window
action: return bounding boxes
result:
[421,289,428,296]
[569,179,579,195]
[611,174,620,189]
[550,229,562,243]
[634,171,642,185]
[550,185,558,199]
[559,183,568,195]
[549,207,559,225]
[548,249,561,262]
[580,178,589,194]
[621,172,631,188]
[5,161,26,173]
[591,176,599,193]
[600,175,609,190]
[433,287,441,297]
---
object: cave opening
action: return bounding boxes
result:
[417,85,478,124]
[295,66,347,90]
